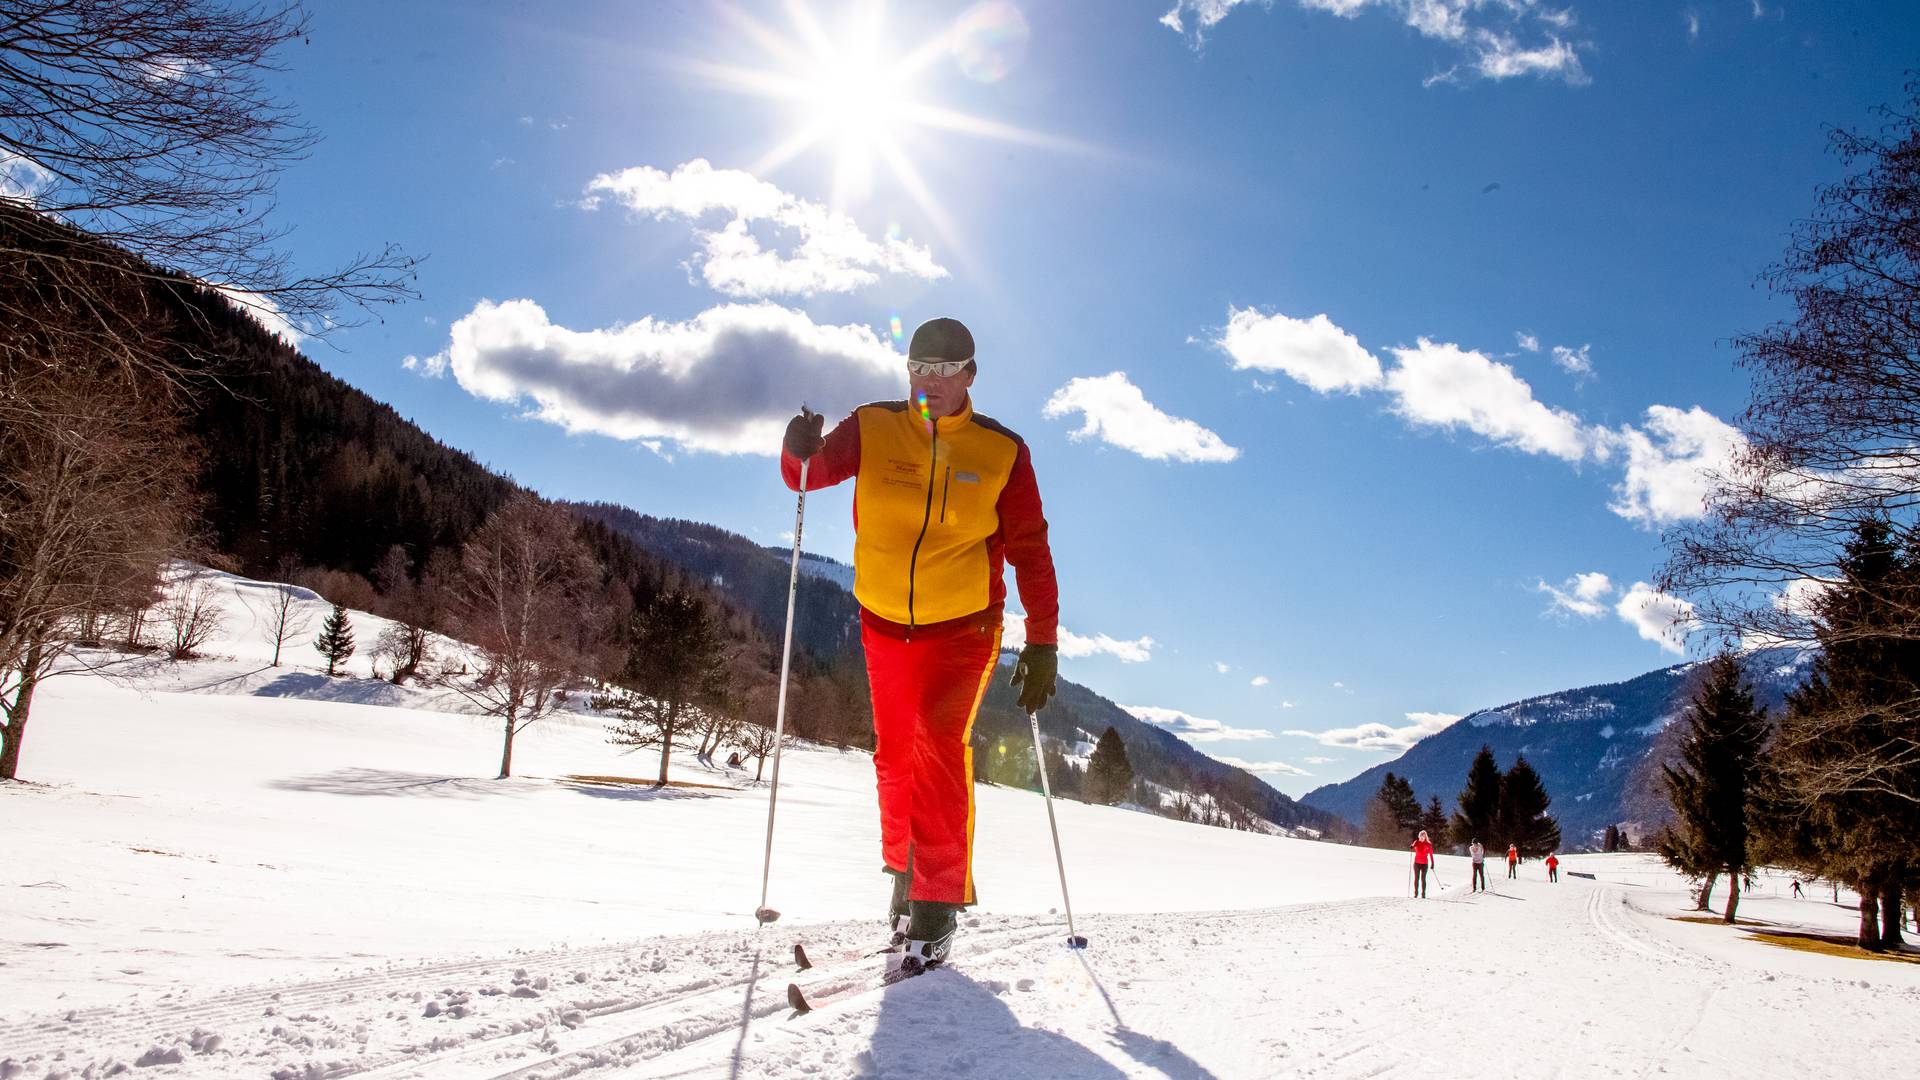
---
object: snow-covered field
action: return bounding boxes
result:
[4,571,1917,1078]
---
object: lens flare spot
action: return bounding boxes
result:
[952,2,1031,84]
[890,314,904,343]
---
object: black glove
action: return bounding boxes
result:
[1010,643,1058,714]
[784,408,825,459]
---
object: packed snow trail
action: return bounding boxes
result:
[7,880,1917,1078]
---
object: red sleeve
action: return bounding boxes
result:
[997,442,1059,646]
[781,409,861,491]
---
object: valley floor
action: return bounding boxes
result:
[3,582,1915,1078]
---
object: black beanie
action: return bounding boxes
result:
[908,317,975,363]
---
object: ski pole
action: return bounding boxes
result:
[754,455,809,925]
[1027,708,1088,949]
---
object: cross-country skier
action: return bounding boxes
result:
[1791,879,1803,899]
[1506,842,1519,879]
[1469,838,1486,892]
[1546,853,1559,882]
[1412,830,1436,898]
[781,317,1060,978]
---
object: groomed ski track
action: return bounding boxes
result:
[8,882,1916,1079]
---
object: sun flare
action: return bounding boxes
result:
[683,2,1078,249]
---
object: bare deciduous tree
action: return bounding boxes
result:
[159,570,224,660]
[251,581,311,667]
[445,496,606,779]
[0,349,194,780]
[0,0,414,374]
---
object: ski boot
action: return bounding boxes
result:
[892,900,959,980]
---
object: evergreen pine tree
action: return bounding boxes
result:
[1603,825,1620,853]
[1755,520,1920,949]
[604,590,733,786]
[1499,755,1562,858]
[1452,745,1503,849]
[1420,795,1451,850]
[1085,726,1134,806]
[1660,652,1768,922]
[313,603,355,677]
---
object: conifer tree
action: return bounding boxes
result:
[604,589,733,786]
[1420,795,1451,850]
[313,603,355,677]
[1755,520,1920,949]
[1085,726,1134,806]
[1452,746,1504,849]
[1660,652,1767,922]
[1498,755,1561,858]
[1603,825,1621,853]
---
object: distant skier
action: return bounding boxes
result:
[1506,843,1519,879]
[1790,879,1804,899]
[782,317,1060,977]
[1469,839,1487,892]
[1412,830,1436,898]
[1546,853,1559,883]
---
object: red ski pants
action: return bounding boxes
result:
[862,615,1001,905]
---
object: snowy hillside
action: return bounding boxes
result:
[3,572,1915,1078]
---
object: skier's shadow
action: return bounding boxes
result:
[857,968,1218,1079]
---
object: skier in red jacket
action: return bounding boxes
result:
[1411,830,1436,898]
[1546,853,1559,883]
[1506,843,1519,879]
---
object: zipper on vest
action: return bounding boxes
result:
[905,426,938,632]
[939,465,951,523]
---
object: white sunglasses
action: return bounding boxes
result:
[906,358,971,377]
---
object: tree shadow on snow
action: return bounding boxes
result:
[267,767,524,800]
[251,670,414,707]
[856,964,1220,1080]
[553,777,723,803]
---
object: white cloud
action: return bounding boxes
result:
[1515,331,1540,352]
[1604,405,1744,527]
[433,298,904,455]
[1217,308,1384,394]
[1043,372,1240,463]
[1386,338,1591,462]
[1685,11,1700,41]
[1550,343,1593,379]
[583,159,946,298]
[1001,612,1155,663]
[1304,755,1336,765]
[1251,675,1270,687]
[1538,571,1614,619]
[402,352,448,378]
[1284,711,1459,752]
[214,286,306,349]
[1214,662,1231,674]
[1615,581,1695,655]
[1125,705,1274,743]
[1214,755,1312,778]
[1281,700,1298,709]
[0,150,55,204]
[1167,1,1587,85]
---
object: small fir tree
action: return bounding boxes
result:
[1420,795,1451,850]
[1452,745,1504,849]
[1499,755,1562,858]
[602,590,732,785]
[313,603,355,677]
[1085,726,1134,805]
[1661,652,1768,923]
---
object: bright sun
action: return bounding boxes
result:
[684,2,1075,242]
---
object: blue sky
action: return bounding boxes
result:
[261,1,1917,798]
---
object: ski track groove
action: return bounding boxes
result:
[469,921,1069,1080]
[1,934,778,1073]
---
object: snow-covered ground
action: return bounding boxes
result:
[3,571,1917,1078]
